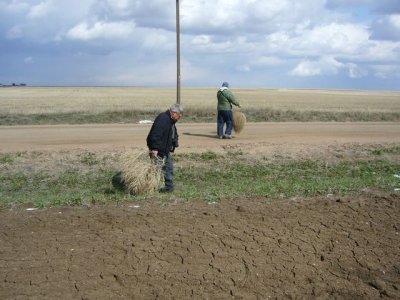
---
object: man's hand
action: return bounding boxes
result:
[150,150,158,157]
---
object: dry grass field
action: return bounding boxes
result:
[1,87,399,115]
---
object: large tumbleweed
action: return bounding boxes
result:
[112,150,163,195]
[233,111,246,133]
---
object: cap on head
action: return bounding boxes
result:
[222,82,229,88]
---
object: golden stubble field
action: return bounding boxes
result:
[1,87,399,115]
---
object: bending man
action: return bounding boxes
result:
[147,103,183,193]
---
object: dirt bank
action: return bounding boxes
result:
[1,191,399,299]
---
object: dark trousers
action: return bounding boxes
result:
[163,153,174,189]
[217,110,233,137]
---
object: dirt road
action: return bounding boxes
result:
[1,122,400,153]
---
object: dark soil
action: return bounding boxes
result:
[1,191,399,299]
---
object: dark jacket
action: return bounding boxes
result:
[146,110,179,157]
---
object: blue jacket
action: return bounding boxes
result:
[146,110,179,157]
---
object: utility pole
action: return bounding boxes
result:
[176,0,181,104]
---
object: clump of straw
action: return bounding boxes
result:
[233,111,246,133]
[116,150,163,195]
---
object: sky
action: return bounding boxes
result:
[0,0,399,89]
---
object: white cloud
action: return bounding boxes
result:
[66,21,135,40]
[181,0,327,35]
[191,35,211,46]
[389,14,400,29]
[263,21,400,65]
[290,61,321,77]
[237,65,251,72]
[347,63,367,78]
[1,0,30,14]
[253,56,285,66]
[364,40,400,62]
[107,0,130,11]
[188,36,239,54]
[294,23,370,55]
[142,29,174,51]
[290,57,370,79]
[290,57,345,77]
[27,1,55,19]
[182,0,247,32]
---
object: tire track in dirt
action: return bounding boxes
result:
[1,191,399,299]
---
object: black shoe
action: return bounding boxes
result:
[159,187,174,193]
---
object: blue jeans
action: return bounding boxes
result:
[217,110,233,137]
[163,153,174,190]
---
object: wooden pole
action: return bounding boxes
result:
[176,0,181,104]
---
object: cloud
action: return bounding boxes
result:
[253,56,285,67]
[347,63,367,78]
[0,0,399,89]
[326,0,400,14]
[290,57,345,77]
[291,23,370,56]
[182,0,247,34]
[6,25,24,39]
[372,64,400,79]
[89,0,176,30]
[290,57,370,80]
[236,65,251,72]
[142,29,174,51]
[27,1,55,19]
[66,21,135,40]
[262,20,400,66]
[371,14,400,40]
[1,0,30,14]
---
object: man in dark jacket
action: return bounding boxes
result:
[147,103,183,192]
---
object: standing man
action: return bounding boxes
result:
[147,103,183,193]
[217,82,241,139]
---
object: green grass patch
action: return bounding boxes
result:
[1,150,399,208]
[176,159,399,201]
[0,153,14,164]
[371,146,400,156]
[0,168,135,208]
